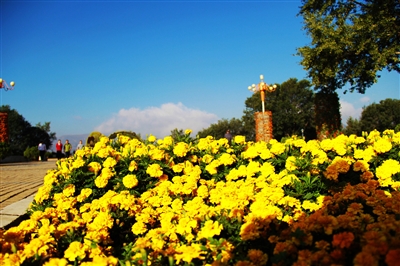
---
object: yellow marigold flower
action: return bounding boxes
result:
[95,175,109,188]
[197,220,223,239]
[247,249,268,265]
[219,153,236,166]
[131,222,147,235]
[128,160,138,172]
[302,200,321,212]
[123,174,139,189]
[64,241,86,261]
[172,162,184,173]
[285,156,297,171]
[234,135,246,144]
[185,129,192,135]
[71,157,86,169]
[373,138,392,154]
[376,159,400,186]
[353,160,369,172]
[270,141,286,155]
[88,162,102,175]
[77,188,92,202]
[103,157,117,168]
[62,184,75,197]
[173,142,189,157]
[146,163,163,177]
[174,244,206,264]
[320,139,334,151]
[147,134,156,142]
[197,184,209,198]
[43,258,69,266]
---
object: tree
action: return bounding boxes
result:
[197,118,245,140]
[242,78,316,141]
[298,0,400,94]
[342,116,362,135]
[0,105,54,155]
[342,98,400,135]
[359,98,400,132]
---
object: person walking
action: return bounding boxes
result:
[56,139,63,160]
[224,129,233,144]
[76,140,84,151]
[64,140,72,158]
[38,142,47,161]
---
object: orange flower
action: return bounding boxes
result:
[332,231,355,249]
[353,251,378,266]
[385,249,400,266]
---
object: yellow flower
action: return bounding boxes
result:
[174,244,206,264]
[146,163,163,177]
[185,129,192,135]
[148,134,156,142]
[77,188,92,202]
[234,135,246,144]
[88,162,102,175]
[173,142,189,157]
[197,220,223,239]
[128,161,138,172]
[43,258,69,266]
[103,157,117,168]
[373,138,392,154]
[123,174,139,189]
[62,184,75,197]
[64,241,86,261]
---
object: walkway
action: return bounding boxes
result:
[0,159,57,228]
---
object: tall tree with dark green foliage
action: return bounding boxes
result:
[0,105,55,155]
[359,98,400,132]
[242,78,316,141]
[298,0,400,94]
[343,99,400,135]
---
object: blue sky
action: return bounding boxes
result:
[1,0,399,141]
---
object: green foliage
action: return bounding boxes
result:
[0,105,55,155]
[109,130,140,141]
[0,142,10,160]
[23,146,39,161]
[314,91,342,137]
[343,116,362,136]
[197,118,245,140]
[86,131,104,147]
[298,0,400,94]
[344,98,400,135]
[360,98,400,132]
[242,78,316,141]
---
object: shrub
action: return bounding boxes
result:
[23,146,39,161]
[1,130,400,265]
[0,142,10,160]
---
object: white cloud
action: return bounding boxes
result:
[94,102,219,138]
[340,100,362,125]
[360,96,370,103]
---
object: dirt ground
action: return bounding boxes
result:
[0,159,57,210]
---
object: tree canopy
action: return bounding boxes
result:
[343,98,400,135]
[0,105,56,155]
[242,78,316,141]
[298,0,400,94]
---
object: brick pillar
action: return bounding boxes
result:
[0,112,9,143]
[254,111,273,142]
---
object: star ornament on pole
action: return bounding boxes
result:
[0,78,15,91]
[248,74,277,114]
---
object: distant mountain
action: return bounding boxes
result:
[54,134,89,152]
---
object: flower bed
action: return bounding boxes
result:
[1,129,400,265]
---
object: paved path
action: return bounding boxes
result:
[0,159,57,228]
